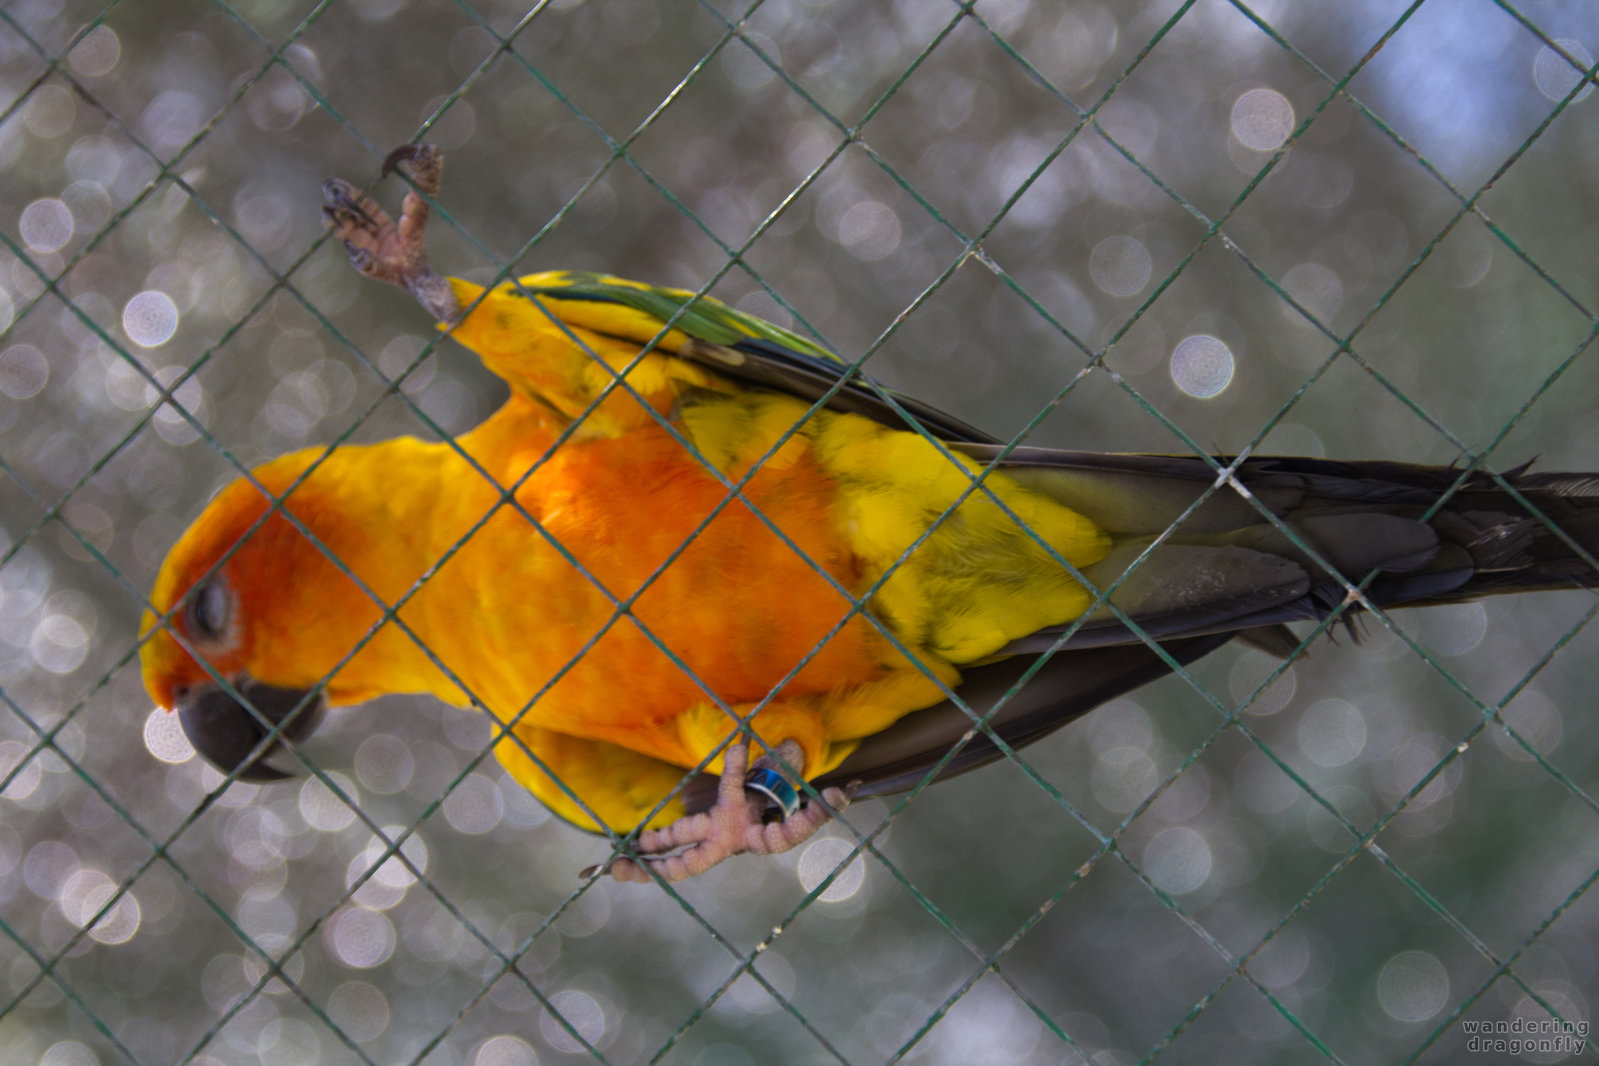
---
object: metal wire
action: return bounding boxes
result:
[0,1,1595,1063]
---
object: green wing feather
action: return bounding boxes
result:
[503,271,995,443]
[523,271,838,358]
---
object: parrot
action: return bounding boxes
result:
[139,145,1599,883]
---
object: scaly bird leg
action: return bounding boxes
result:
[321,144,461,324]
[594,739,855,884]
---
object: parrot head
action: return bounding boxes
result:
[140,452,388,782]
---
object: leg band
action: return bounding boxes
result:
[744,766,800,817]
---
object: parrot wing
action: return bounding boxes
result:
[811,635,1235,800]
[497,271,996,444]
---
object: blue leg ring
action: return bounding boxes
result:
[744,766,800,817]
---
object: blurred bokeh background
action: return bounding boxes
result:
[2,0,1598,1063]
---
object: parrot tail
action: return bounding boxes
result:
[801,453,1599,802]
[959,450,1599,654]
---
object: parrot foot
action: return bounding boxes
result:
[590,739,853,884]
[321,144,461,324]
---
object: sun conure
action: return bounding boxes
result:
[139,146,1599,883]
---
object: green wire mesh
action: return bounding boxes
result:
[2,1,1598,1063]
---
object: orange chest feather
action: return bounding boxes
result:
[408,426,892,734]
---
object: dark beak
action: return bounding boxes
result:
[177,680,327,782]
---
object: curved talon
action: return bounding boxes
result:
[344,244,373,272]
[319,178,381,229]
[380,145,416,177]
[381,143,442,189]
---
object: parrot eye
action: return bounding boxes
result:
[186,579,233,644]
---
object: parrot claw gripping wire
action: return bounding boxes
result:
[584,740,856,884]
[321,143,462,325]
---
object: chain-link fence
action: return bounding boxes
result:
[3,0,1598,1063]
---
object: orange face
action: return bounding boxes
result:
[140,481,266,713]
[139,453,382,780]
